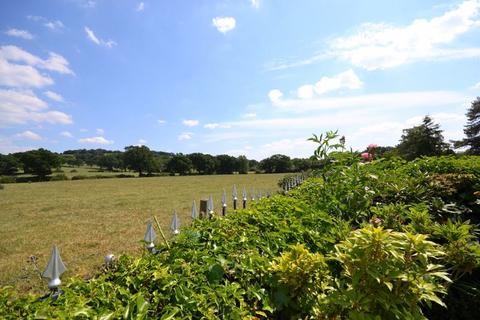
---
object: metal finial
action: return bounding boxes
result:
[144,221,157,251]
[222,189,227,207]
[208,195,214,217]
[242,186,247,200]
[104,254,115,268]
[171,209,180,235]
[232,184,238,199]
[191,200,198,219]
[42,245,67,290]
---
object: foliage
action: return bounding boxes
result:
[166,154,192,175]
[259,154,292,173]
[454,97,480,155]
[308,130,345,161]
[325,226,449,319]
[1,154,480,318]
[0,155,18,175]
[14,149,61,178]
[188,153,217,174]
[123,145,157,176]
[270,244,331,318]
[397,116,452,160]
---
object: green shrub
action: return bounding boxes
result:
[324,226,450,319]
[49,173,69,181]
[0,176,16,184]
[71,175,88,180]
[269,244,331,317]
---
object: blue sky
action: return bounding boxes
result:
[0,0,479,159]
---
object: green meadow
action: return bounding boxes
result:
[0,173,284,293]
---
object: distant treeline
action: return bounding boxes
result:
[0,146,323,180]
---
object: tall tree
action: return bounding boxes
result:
[215,155,237,174]
[123,145,155,176]
[236,155,249,174]
[166,154,192,175]
[0,154,19,175]
[454,97,480,155]
[188,153,217,175]
[259,154,292,173]
[16,149,61,177]
[396,116,451,160]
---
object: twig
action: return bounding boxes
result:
[153,216,170,249]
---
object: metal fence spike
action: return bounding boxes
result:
[42,245,66,290]
[171,209,180,235]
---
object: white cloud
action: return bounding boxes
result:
[212,17,236,34]
[44,20,64,31]
[297,85,315,99]
[136,2,145,11]
[27,16,65,31]
[78,136,114,145]
[270,90,466,113]
[287,68,369,101]
[85,27,117,48]
[96,128,105,135]
[329,0,480,70]
[268,89,283,103]
[0,56,53,88]
[0,136,33,154]
[5,28,33,40]
[0,89,73,127]
[0,45,74,77]
[405,112,466,126]
[243,112,257,119]
[471,81,480,89]
[178,132,193,140]
[251,0,260,9]
[313,69,363,95]
[204,123,231,129]
[15,130,42,141]
[137,138,147,145]
[60,131,73,138]
[183,119,199,127]
[157,119,167,124]
[44,90,64,102]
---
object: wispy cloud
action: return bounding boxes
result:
[204,123,231,129]
[27,15,65,31]
[44,90,64,102]
[178,132,193,140]
[212,17,236,34]
[0,45,73,92]
[5,28,33,40]
[250,0,260,9]
[269,90,466,113]
[85,27,117,48]
[78,136,114,144]
[243,112,257,119]
[157,119,167,125]
[136,2,145,12]
[0,89,73,127]
[182,119,199,127]
[296,69,363,99]
[60,131,73,138]
[15,130,42,141]
[96,128,105,135]
[266,0,480,71]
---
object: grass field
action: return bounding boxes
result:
[0,173,284,293]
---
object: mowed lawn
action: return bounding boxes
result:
[0,173,284,293]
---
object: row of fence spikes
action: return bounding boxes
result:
[283,174,306,192]
[40,182,285,293]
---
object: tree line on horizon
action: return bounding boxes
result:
[1,97,479,180]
